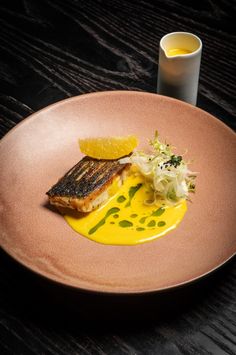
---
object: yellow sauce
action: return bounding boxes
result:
[61,174,187,246]
[166,48,192,56]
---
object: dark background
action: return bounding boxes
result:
[0,1,235,354]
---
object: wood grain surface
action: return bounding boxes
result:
[0,0,235,354]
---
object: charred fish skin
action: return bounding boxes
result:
[46,156,130,212]
[47,156,128,198]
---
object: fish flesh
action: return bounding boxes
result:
[46,156,130,212]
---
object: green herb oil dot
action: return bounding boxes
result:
[117,195,126,203]
[106,207,120,216]
[152,207,165,217]
[158,221,166,227]
[147,220,156,227]
[136,227,145,231]
[113,214,119,219]
[130,214,138,218]
[89,207,120,234]
[119,220,133,228]
[139,217,147,224]
[125,183,142,207]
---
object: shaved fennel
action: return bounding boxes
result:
[119,132,197,204]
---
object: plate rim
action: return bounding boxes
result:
[0,90,235,294]
[0,91,235,146]
[0,245,235,295]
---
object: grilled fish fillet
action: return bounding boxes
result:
[46,156,130,212]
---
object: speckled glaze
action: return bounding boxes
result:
[0,91,235,293]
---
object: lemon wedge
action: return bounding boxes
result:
[79,135,138,160]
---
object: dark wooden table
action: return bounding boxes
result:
[0,1,235,354]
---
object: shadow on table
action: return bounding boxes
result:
[0,248,235,333]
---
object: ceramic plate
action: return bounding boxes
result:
[0,91,235,293]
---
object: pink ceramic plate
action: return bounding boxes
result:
[0,91,235,293]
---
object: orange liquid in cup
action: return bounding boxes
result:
[167,48,192,56]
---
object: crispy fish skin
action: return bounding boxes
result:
[46,156,130,212]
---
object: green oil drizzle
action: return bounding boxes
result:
[130,214,138,218]
[89,207,120,234]
[158,221,166,227]
[152,207,165,217]
[139,216,147,224]
[113,214,119,219]
[136,227,145,231]
[119,220,133,228]
[125,183,142,207]
[117,195,126,203]
[147,220,156,227]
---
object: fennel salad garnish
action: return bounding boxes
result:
[119,131,197,204]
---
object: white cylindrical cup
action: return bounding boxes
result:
[157,32,202,105]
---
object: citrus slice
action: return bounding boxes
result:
[79,135,138,160]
